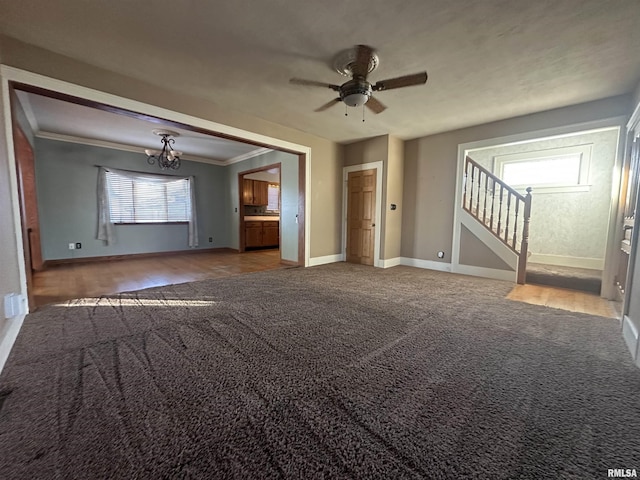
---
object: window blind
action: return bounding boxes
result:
[267,184,279,211]
[106,171,191,223]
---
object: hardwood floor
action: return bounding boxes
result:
[33,249,287,307]
[34,252,620,320]
[507,283,619,319]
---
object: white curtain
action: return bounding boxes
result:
[96,166,198,247]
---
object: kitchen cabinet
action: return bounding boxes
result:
[243,179,269,206]
[245,220,279,248]
[253,180,269,205]
[262,221,279,246]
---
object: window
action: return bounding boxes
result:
[493,144,592,193]
[267,183,280,212]
[106,170,192,223]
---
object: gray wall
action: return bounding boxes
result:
[401,95,631,265]
[459,225,513,271]
[226,150,299,262]
[34,138,229,260]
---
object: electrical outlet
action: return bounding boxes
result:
[75,242,82,249]
[68,243,75,250]
[208,237,213,243]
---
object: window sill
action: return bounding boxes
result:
[511,185,591,194]
[114,222,188,225]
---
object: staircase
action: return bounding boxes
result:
[462,156,532,284]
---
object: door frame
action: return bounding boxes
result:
[342,162,383,267]
[454,116,628,296]
[238,162,282,255]
[0,65,313,315]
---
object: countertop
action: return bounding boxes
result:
[244,216,280,221]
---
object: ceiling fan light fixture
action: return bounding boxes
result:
[340,80,372,108]
[343,92,369,107]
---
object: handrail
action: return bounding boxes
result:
[465,156,526,202]
[462,156,532,284]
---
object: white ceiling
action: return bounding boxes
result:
[2,0,640,144]
[16,91,267,164]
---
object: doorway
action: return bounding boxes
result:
[239,164,282,254]
[342,162,383,266]
[456,120,626,294]
[3,69,311,316]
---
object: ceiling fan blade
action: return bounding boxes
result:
[365,96,386,114]
[314,98,342,112]
[373,72,428,91]
[351,44,375,78]
[290,78,340,91]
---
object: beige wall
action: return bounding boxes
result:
[384,136,404,260]
[0,88,22,335]
[344,134,405,261]
[344,135,388,167]
[401,95,632,264]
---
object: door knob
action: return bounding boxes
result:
[372,223,376,227]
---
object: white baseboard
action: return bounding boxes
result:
[0,314,25,374]
[622,315,639,365]
[528,253,604,270]
[453,264,517,282]
[309,253,344,267]
[400,257,452,272]
[381,257,401,268]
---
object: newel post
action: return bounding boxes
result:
[517,187,532,285]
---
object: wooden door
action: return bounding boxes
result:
[346,169,376,265]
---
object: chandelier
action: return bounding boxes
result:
[145,130,182,170]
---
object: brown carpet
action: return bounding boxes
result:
[0,263,639,479]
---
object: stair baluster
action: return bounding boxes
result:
[504,192,511,246]
[497,184,504,238]
[469,165,475,212]
[512,197,520,249]
[475,168,482,217]
[463,156,532,285]
[482,174,488,223]
[489,178,495,230]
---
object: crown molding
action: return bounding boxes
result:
[35,131,228,166]
[14,90,39,134]
[226,147,273,165]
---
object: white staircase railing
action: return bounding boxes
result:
[462,156,532,284]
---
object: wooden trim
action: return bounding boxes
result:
[238,163,283,258]
[279,259,298,267]
[41,247,235,267]
[239,162,282,177]
[466,156,526,201]
[10,82,298,153]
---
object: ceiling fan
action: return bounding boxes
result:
[290,44,428,114]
